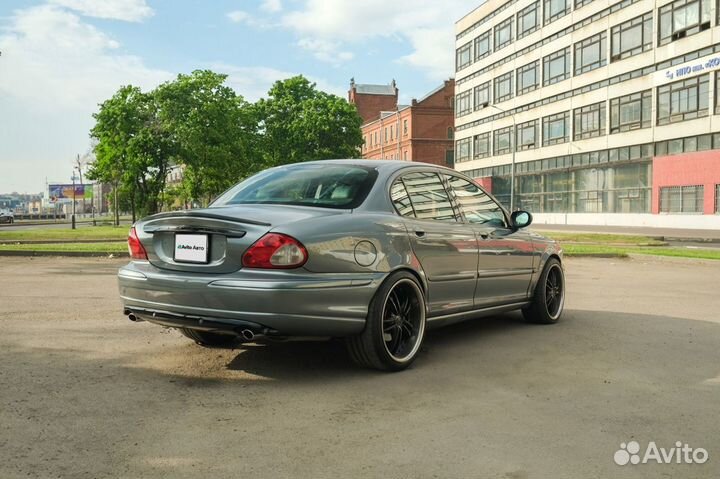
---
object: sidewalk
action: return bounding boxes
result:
[530,224,720,242]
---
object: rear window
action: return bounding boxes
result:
[211,163,378,209]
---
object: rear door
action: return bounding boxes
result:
[444,174,534,307]
[391,172,478,315]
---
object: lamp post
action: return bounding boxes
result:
[488,104,517,212]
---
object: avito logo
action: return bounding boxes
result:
[614,441,709,466]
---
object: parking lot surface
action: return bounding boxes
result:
[1,256,719,478]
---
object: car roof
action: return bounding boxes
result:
[299,159,458,175]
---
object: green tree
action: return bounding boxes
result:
[154,70,259,206]
[257,76,363,167]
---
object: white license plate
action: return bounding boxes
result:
[174,234,209,264]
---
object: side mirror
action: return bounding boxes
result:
[511,210,533,230]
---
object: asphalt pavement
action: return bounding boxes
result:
[1,256,719,478]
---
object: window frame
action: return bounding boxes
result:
[392,172,460,222]
[517,1,540,39]
[543,111,570,146]
[573,101,606,140]
[517,60,539,95]
[610,90,652,133]
[456,137,472,162]
[659,185,705,213]
[473,132,491,160]
[444,174,509,227]
[455,89,473,117]
[611,12,653,62]
[456,41,472,71]
[494,126,514,155]
[494,16,514,50]
[474,81,491,111]
[658,0,711,46]
[574,31,607,75]
[474,30,492,62]
[544,0,570,25]
[494,71,514,103]
[657,74,709,125]
[516,119,539,151]
[543,47,571,86]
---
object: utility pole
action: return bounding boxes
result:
[71,171,76,230]
[76,154,85,217]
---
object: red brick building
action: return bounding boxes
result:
[349,79,455,167]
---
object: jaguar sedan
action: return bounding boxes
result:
[119,160,564,371]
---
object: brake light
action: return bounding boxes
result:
[242,233,308,269]
[128,227,148,260]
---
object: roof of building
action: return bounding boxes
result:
[354,83,396,95]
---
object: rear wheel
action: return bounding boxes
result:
[522,258,565,324]
[346,271,426,371]
[180,328,239,348]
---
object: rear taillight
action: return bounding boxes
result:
[242,233,308,269]
[128,227,148,260]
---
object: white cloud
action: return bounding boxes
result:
[210,63,346,101]
[260,0,283,13]
[280,0,482,78]
[48,0,154,22]
[0,5,171,192]
[227,10,250,23]
[297,38,353,64]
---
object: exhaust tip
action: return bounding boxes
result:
[128,313,138,322]
[241,329,255,341]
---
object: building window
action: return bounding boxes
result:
[516,120,538,150]
[517,1,539,39]
[447,127,454,139]
[456,137,471,162]
[543,47,570,86]
[494,71,514,103]
[544,0,569,24]
[390,125,394,140]
[543,111,570,146]
[473,133,491,159]
[660,185,704,213]
[657,74,709,125]
[655,134,712,155]
[456,42,472,70]
[574,31,607,75]
[474,81,491,110]
[575,0,594,8]
[610,90,652,133]
[715,70,720,115]
[455,90,473,117]
[494,16,513,50]
[573,102,606,140]
[658,0,711,46]
[400,172,458,221]
[516,60,539,95]
[611,12,653,62]
[404,151,408,161]
[403,119,408,135]
[494,126,513,155]
[446,150,455,167]
[474,30,492,61]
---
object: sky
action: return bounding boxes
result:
[0,0,483,194]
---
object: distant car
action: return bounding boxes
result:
[119,160,564,371]
[0,210,14,224]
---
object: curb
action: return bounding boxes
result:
[0,239,125,245]
[563,253,628,259]
[0,250,128,258]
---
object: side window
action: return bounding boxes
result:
[390,181,414,217]
[398,172,458,222]
[446,175,507,227]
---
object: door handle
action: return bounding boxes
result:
[415,230,426,238]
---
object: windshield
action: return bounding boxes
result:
[211,163,378,209]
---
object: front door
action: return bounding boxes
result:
[444,175,534,307]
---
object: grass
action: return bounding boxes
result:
[563,244,720,260]
[0,242,128,254]
[0,225,128,242]
[544,232,666,246]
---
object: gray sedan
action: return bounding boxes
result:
[119,160,564,371]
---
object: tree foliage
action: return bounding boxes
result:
[88,72,363,215]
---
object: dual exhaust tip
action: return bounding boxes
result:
[124,309,257,341]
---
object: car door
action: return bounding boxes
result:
[444,174,534,308]
[390,171,478,315]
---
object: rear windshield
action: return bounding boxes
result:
[211,163,378,209]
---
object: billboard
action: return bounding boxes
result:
[48,184,93,202]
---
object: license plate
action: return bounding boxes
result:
[174,234,209,264]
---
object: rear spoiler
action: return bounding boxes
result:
[143,210,271,227]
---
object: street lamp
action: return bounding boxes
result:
[486,103,517,212]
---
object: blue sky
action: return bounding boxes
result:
[0,0,481,193]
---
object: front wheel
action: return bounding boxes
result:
[346,271,426,372]
[522,258,565,324]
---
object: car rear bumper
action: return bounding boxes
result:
[118,261,386,337]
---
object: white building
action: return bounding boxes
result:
[454,0,720,228]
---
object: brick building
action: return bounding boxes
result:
[349,79,456,167]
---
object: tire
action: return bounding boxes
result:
[522,257,565,324]
[346,271,426,371]
[180,328,239,348]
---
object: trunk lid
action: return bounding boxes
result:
[135,204,342,273]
